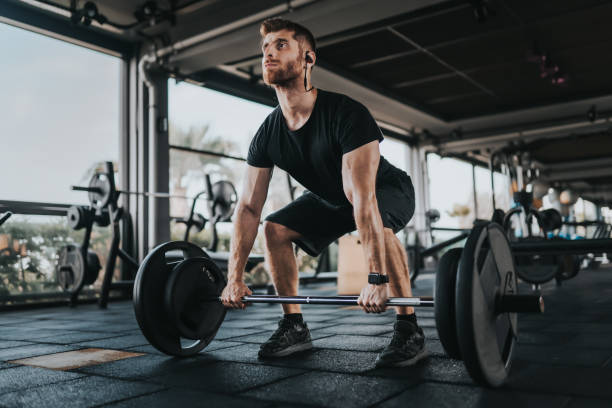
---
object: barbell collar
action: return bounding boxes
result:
[495,294,544,314]
[238,295,435,307]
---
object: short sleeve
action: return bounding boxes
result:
[336,99,384,155]
[246,121,273,168]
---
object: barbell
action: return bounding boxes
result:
[132,221,544,388]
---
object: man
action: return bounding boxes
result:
[221,18,426,367]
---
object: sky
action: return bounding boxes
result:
[0,20,481,228]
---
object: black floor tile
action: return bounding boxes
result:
[78,353,214,379]
[506,363,612,398]
[565,397,612,408]
[366,356,474,385]
[34,331,122,345]
[564,333,612,350]
[313,334,389,352]
[204,343,266,364]
[214,327,267,340]
[325,315,395,325]
[150,361,305,393]
[0,375,163,408]
[265,348,380,374]
[242,371,414,408]
[0,344,81,362]
[105,388,271,408]
[0,365,83,394]
[315,324,394,336]
[220,319,277,329]
[0,340,34,349]
[257,321,338,331]
[74,333,150,349]
[517,331,575,346]
[515,344,611,367]
[0,362,17,370]
[0,327,70,341]
[376,382,569,408]
[231,330,332,344]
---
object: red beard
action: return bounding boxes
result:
[263,58,302,86]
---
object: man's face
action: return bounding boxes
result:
[261,29,303,86]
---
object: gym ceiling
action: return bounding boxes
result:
[3,0,612,205]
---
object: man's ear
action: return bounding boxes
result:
[305,51,313,63]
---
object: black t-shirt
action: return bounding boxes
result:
[247,89,396,205]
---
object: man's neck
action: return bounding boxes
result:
[274,81,318,131]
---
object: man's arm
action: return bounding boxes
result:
[222,165,272,309]
[227,165,273,282]
[341,141,388,313]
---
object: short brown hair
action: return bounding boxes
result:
[259,18,316,54]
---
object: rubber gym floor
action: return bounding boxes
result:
[0,266,611,408]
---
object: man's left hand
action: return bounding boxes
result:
[357,283,388,313]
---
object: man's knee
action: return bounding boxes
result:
[263,221,295,246]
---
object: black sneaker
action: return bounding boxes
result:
[375,320,427,367]
[258,318,313,358]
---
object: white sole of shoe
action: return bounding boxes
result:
[260,341,313,358]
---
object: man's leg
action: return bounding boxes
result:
[375,228,427,367]
[383,228,414,315]
[257,220,313,358]
[262,221,302,314]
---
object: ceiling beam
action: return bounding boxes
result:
[0,0,135,58]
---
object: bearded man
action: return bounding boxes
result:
[220,18,426,367]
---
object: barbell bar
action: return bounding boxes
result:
[72,185,196,200]
[208,294,543,312]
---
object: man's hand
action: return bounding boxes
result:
[357,283,388,313]
[220,280,253,309]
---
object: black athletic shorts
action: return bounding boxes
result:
[264,169,415,257]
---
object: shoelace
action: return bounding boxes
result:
[389,330,409,348]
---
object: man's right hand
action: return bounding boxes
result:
[220,280,253,309]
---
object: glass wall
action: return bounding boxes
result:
[168,81,281,256]
[380,136,409,172]
[0,23,120,303]
[427,153,475,229]
[474,165,511,219]
[0,23,120,205]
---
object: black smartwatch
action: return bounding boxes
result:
[368,273,389,285]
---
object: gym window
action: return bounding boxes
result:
[167,80,292,252]
[0,22,121,304]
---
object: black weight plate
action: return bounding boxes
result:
[84,251,101,285]
[491,209,505,226]
[94,209,110,227]
[555,254,580,281]
[210,180,237,222]
[67,206,91,230]
[435,248,463,360]
[88,173,112,210]
[456,222,518,387]
[164,257,226,341]
[133,241,211,357]
[56,244,85,293]
[514,238,559,284]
